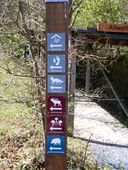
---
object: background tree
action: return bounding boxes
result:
[0,0,75,130]
[0,0,128,128]
[72,0,128,27]
[0,0,46,127]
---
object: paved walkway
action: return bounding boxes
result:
[74,101,128,170]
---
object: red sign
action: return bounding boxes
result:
[97,23,128,33]
[47,96,66,114]
[47,116,65,134]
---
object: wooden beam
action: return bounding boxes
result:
[71,28,128,46]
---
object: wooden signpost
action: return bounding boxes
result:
[45,0,68,169]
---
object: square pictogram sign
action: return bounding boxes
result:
[47,54,66,73]
[47,75,66,94]
[47,95,66,114]
[46,136,65,154]
[47,33,65,51]
[47,116,65,134]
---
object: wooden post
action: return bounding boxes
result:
[68,38,76,132]
[45,0,69,170]
[85,59,90,94]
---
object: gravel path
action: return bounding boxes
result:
[74,101,128,170]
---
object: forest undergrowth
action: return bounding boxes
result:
[0,59,112,170]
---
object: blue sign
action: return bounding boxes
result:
[47,33,65,51]
[47,136,65,154]
[47,54,65,73]
[47,75,66,93]
[45,0,68,2]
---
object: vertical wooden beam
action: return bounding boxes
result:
[45,1,69,170]
[68,38,76,132]
[85,59,91,94]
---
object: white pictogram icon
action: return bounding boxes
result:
[50,117,63,131]
[48,55,65,72]
[51,117,63,126]
[50,77,64,85]
[51,34,62,44]
[49,34,63,49]
[53,56,60,66]
[50,56,62,70]
[50,98,62,107]
[50,98,62,112]
[49,138,62,151]
[48,75,65,93]
[48,33,65,51]
[47,136,65,153]
[51,138,61,146]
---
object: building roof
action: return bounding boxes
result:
[71,27,128,46]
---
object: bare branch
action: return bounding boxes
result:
[0,75,14,97]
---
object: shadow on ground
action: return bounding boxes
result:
[96,100,128,128]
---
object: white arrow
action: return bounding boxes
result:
[50,86,62,90]
[50,107,62,111]
[50,127,62,131]
[49,146,62,151]
[50,65,62,69]
[50,44,62,48]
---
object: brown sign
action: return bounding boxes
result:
[47,115,65,134]
[97,23,128,33]
[47,96,66,114]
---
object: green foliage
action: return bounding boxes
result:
[67,137,112,170]
[68,137,90,169]
[73,0,127,27]
[0,128,5,136]
[1,34,26,59]
[0,58,33,117]
[69,101,75,108]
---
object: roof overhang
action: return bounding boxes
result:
[71,27,128,46]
